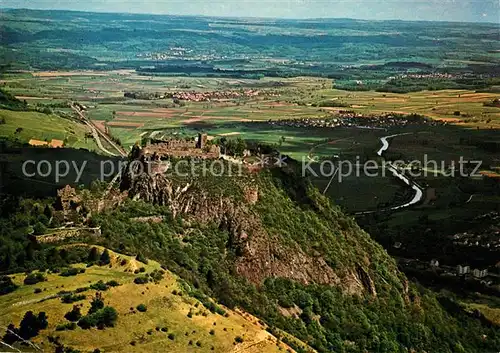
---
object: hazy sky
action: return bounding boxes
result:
[1,0,499,22]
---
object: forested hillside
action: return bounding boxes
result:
[1,164,498,352]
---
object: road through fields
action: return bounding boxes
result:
[71,105,127,157]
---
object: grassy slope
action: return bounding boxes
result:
[466,304,500,325]
[0,247,297,353]
[0,109,97,150]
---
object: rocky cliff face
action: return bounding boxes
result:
[120,163,387,297]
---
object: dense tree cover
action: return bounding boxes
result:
[88,293,105,314]
[77,306,118,329]
[124,91,165,100]
[87,247,99,263]
[89,280,109,291]
[61,294,86,304]
[375,77,500,94]
[135,251,148,264]
[85,171,500,352]
[0,198,101,273]
[64,306,82,322]
[0,88,28,111]
[99,249,111,266]
[24,272,46,285]
[0,170,499,351]
[217,137,247,157]
[3,311,48,343]
[0,275,18,295]
[0,87,73,116]
[74,292,118,329]
[59,267,82,277]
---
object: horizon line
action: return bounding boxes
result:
[1,7,498,25]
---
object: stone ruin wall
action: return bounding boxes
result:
[143,134,220,160]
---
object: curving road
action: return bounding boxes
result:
[71,104,127,157]
[376,132,412,156]
[385,162,424,210]
[83,119,118,157]
[356,133,424,215]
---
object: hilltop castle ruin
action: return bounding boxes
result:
[142,133,220,159]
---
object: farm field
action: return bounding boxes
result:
[2,71,499,159]
[310,89,500,129]
[1,71,498,215]
[0,246,296,353]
